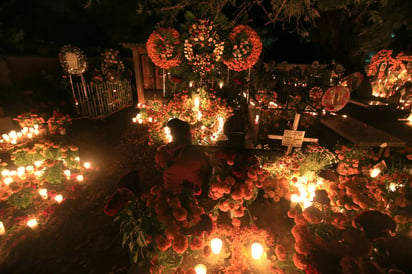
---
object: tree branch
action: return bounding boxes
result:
[161,0,192,11]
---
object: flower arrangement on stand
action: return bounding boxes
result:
[59,45,87,75]
[101,49,125,82]
[147,27,182,70]
[223,25,262,72]
[47,111,72,135]
[184,19,224,76]
[308,86,324,110]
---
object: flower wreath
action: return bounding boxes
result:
[223,25,262,72]
[101,49,125,81]
[146,27,181,69]
[59,45,87,75]
[184,19,224,75]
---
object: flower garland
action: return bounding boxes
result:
[184,19,224,75]
[223,25,262,72]
[101,49,125,81]
[59,45,87,75]
[146,27,181,69]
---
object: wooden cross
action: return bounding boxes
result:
[268,113,318,155]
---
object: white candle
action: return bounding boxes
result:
[27,218,38,229]
[0,221,5,235]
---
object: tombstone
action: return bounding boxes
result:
[0,107,16,134]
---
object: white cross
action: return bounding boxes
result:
[268,113,318,155]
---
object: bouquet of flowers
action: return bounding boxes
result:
[13,113,46,129]
[47,111,72,135]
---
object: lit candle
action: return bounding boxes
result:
[370,167,381,178]
[193,97,200,110]
[218,81,224,89]
[164,127,173,143]
[38,188,48,199]
[26,165,34,173]
[1,169,10,177]
[251,242,264,260]
[254,115,259,124]
[0,221,5,235]
[17,166,25,177]
[3,177,13,185]
[54,194,63,203]
[189,81,194,88]
[194,264,207,274]
[132,117,137,123]
[210,238,223,254]
[64,170,71,178]
[34,160,43,167]
[76,174,84,182]
[27,218,38,229]
[148,117,153,123]
[83,162,91,169]
[138,118,143,124]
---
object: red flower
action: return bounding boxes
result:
[275,244,286,261]
[189,236,203,250]
[173,207,188,221]
[173,235,189,253]
[156,234,172,251]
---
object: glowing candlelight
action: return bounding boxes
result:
[26,165,34,173]
[3,177,13,185]
[389,182,397,192]
[17,166,25,177]
[27,218,38,229]
[148,117,153,123]
[0,221,5,235]
[370,167,381,178]
[2,134,10,141]
[189,81,194,88]
[132,117,137,123]
[218,81,224,89]
[164,127,173,143]
[138,118,143,124]
[75,157,80,161]
[34,170,43,177]
[194,264,207,274]
[27,133,33,138]
[34,161,43,167]
[38,188,48,199]
[33,124,39,130]
[255,115,259,124]
[76,175,84,182]
[197,111,202,121]
[210,238,223,254]
[64,170,71,178]
[193,97,200,110]
[83,162,91,169]
[1,169,10,177]
[251,242,264,260]
[54,194,63,203]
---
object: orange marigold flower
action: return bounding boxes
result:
[155,234,171,251]
[275,244,287,261]
[173,235,189,253]
[231,218,241,227]
[189,236,203,250]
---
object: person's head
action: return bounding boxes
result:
[167,118,192,144]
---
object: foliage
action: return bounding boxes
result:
[7,187,35,209]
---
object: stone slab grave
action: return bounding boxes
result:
[0,107,16,134]
[320,114,406,147]
[268,113,319,155]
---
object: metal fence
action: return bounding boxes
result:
[74,79,133,118]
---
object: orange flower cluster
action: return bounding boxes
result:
[334,145,377,176]
[13,113,46,129]
[47,111,72,135]
[208,150,264,226]
[308,86,324,109]
[141,185,211,255]
[223,25,262,72]
[142,89,232,145]
[146,27,181,69]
